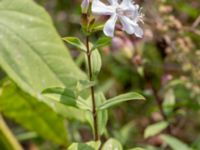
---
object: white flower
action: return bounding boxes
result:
[81,0,90,13]
[91,0,144,38]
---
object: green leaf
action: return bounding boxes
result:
[0,0,87,120]
[42,87,91,110]
[76,80,96,91]
[52,103,87,122]
[192,137,200,150]
[63,37,87,52]
[0,81,68,146]
[87,141,101,150]
[42,87,77,106]
[161,134,191,150]
[91,37,111,51]
[68,141,101,150]
[96,93,108,135]
[144,121,169,138]
[98,92,145,110]
[84,93,108,135]
[102,138,123,150]
[114,121,135,145]
[77,96,92,111]
[90,49,102,76]
[68,143,94,150]
[163,89,175,115]
[91,24,104,33]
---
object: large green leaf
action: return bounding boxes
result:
[0,81,68,146]
[0,0,86,117]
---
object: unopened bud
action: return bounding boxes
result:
[81,0,90,14]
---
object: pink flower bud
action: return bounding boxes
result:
[81,0,90,14]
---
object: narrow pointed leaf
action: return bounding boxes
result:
[144,121,169,138]
[91,24,104,33]
[63,37,87,52]
[98,92,145,110]
[96,93,108,135]
[91,36,111,51]
[84,93,108,135]
[161,134,191,150]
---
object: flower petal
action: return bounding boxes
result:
[108,0,118,5]
[120,0,138,9]
[120,0,132,6]
[119,16,135,34]
[103,14,118,37]
[133,25,143,38]
[119,0,141,24]
[119,16,143,38]
[92,0,115,15]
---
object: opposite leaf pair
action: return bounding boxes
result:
[42,87,145,112]
[42,84,145,136]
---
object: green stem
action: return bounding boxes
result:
[86,36,99,141]
[0,115,23,150]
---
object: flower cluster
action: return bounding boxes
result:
[82,0,144,38]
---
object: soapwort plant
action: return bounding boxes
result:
[42,0,145,149]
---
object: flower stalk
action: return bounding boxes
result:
[81,0,144,142]
[85,36,99,141]
[83,3,99,140]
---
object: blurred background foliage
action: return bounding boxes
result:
[0,0,200,149]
